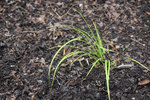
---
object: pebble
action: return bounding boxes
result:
[95,93,100,98]
[79,4,83,8]
[130,35,134,38]
[37,80,43,84]
[10,65,16,68]
[39,58,45,65]
[57,2,63,6]
[115,45,120,49]
[38,69,44,72]
[132,97,136,100]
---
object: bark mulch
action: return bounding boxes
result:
[0,0,150,100]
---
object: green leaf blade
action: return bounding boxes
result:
[48,37,81,82]
[50,51,85,89]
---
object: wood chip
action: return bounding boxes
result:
[138,79,150,85]
[33,33,36,38]
[133,17,137,22]
[145,11,150,15]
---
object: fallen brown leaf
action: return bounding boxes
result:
[145,11,150,15]
[33,33,36,38]
[138,79,150,85]
[133,17,137,22]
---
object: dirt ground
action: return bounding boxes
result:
[0,0,150,100]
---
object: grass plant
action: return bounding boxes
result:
[48,9,150,100]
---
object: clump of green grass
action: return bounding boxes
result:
[48,9,150,100]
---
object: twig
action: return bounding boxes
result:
[117,63,133,69]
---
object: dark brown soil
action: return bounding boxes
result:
[0,0,150,100]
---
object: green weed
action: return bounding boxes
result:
[48,9,150,100]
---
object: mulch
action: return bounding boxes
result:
[0,0,150,99]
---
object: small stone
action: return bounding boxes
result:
[10,65,15,67]
[57,2,63,6]
[79,4,83,8]
[39,58,45,65]
[95,93,100,98]
[131,26,135,29]
[37,80,42,84]
[130,35,134,38]
[99,22,103,27]
[132,97,135,100]
[24,73,27,75]
[38,69,43,72]
[115,45,120,49]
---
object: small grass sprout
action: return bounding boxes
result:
[125,57,150,71]
[105,60,111,100]
[48,9,114,99]
[48,9,150,100]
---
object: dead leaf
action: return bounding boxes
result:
[60,32,63,36]
[33,33,36,38]
[145,11,150,15]
[138,79,150,85]
[92,1,97,5]
[133,17,137,22]
[110,44,117,50]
